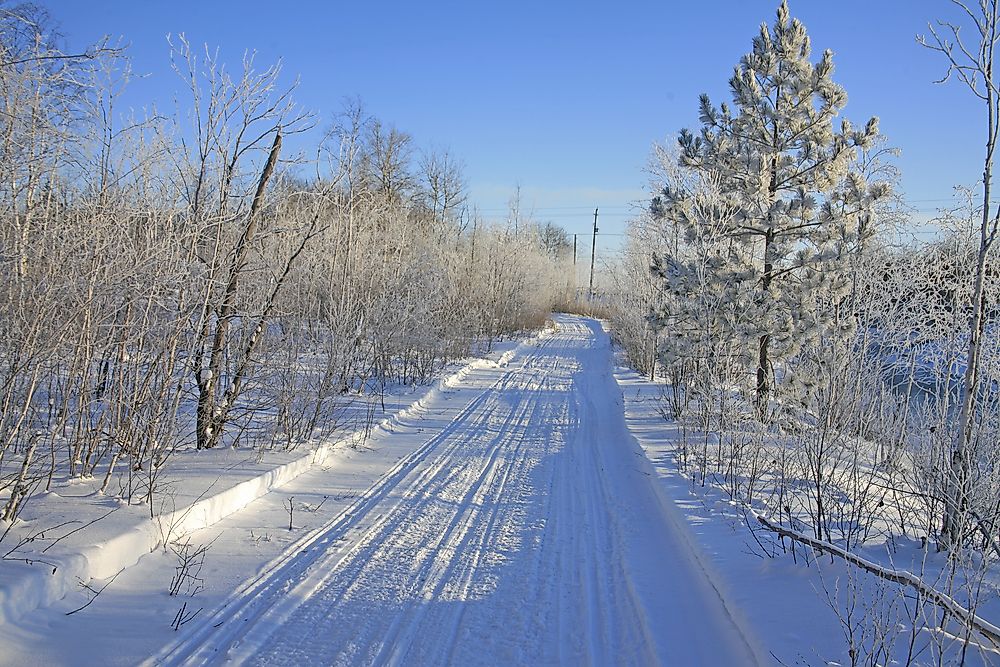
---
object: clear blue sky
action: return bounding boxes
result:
[46,0,977,256]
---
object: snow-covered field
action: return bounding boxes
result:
[0,316,769,666]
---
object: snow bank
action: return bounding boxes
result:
[0,332,546,628]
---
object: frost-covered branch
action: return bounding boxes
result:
[753,511,1000,651]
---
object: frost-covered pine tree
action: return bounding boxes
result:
[653,0,889,418]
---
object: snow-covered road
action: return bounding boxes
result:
[160,317,763,666]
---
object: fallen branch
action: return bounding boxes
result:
[753,511,1000,651]
[171,601,202,631]
[65,567,125,616]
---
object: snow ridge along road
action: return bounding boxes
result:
[155,316,764,666]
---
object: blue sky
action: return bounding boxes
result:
[46,0,975,256]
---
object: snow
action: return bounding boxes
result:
[612,362,862,664]
[0,316,766,665]
[613,349,1000,665]
[11,312,996,665]
[0,336,529,663]
[147,316,762,665]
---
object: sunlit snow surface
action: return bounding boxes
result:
[1,317,763,666]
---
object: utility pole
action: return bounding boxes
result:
[572,234,577,265]
[588,208,598,300]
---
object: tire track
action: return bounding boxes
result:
[154,317,763,667]
[231,333,566,666]
[149,344,546,667]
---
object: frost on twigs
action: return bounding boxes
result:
[607,1,1000,664]
[649,0,891,421]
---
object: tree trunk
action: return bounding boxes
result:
[943,22,999,548]
[756,228,776,420]
[195,132,282,450]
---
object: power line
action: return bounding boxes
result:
[475,209,633,217]
[475,204,634,211]
[589,208,598,300]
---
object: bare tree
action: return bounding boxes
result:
[419,147,467,222]
[0,10,571,535]
[920,0,1000,550]
[166,37,317,450]
[367,119,414,202]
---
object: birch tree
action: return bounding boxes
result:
[0,8,573,531]
[920,0,1000,550]
[168,37,316,450]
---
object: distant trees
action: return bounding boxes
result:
[418,148,467,223]
[536,221,573,258]
[367,119,416,202]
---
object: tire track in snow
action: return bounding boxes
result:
[425,359,566,666]
[227,331,566,666]
[368,372,548,663]
[156,318,764,666]
[149,338,553,667]
[379,369,560,664]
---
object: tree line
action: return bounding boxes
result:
[0,4,573,525]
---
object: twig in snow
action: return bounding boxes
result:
[741,507,777,559]
[3,519,78,558]
[171,601,202,631]
[42,506,120,553]
[969,510,1000,560]
[65,567,125,616]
